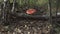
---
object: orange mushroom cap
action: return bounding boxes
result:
[26,9,36,15]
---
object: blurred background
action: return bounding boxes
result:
[0,0,60,34]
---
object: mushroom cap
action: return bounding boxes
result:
[26,9,36,15]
